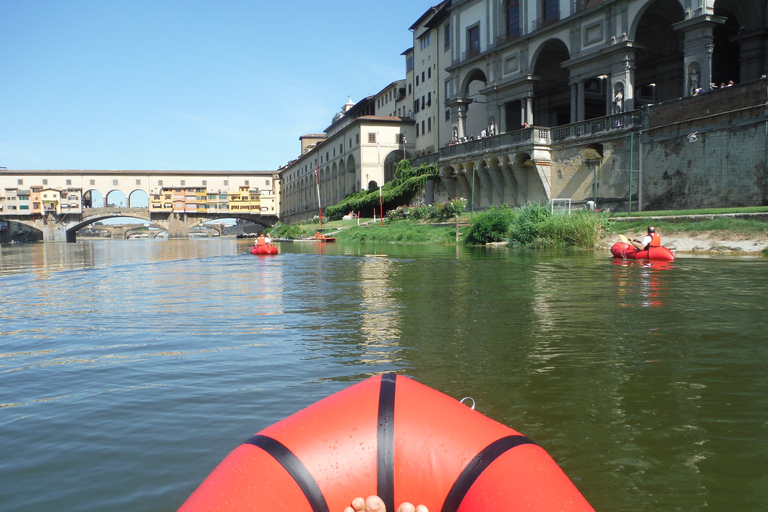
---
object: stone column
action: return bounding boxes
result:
[457,103,469,139]
[488,164,506,205]
[525,97,534,126]
[500,162,517,206]
[577,81,586,121]
[476,165,494,208]
[613,51,636,112]
[675,15,723,93]
[570,83,578,123]
[737,30,767,81]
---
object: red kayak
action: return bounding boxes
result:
[250,244,278,255]
[179,374,594,512]
[610,241,675,261]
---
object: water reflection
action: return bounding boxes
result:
[611,259,674,308]
[1,241,767,512]
[356,255,402,359]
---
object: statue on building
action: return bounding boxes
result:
[689,66,701,96]
[613,88,624,114]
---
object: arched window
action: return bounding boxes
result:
[506,0,520,39]
[543,0,558,24]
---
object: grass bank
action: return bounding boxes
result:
[270,206,768,255]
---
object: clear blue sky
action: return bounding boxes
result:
[0,1,429,171]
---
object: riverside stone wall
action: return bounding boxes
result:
[549,81,768,211]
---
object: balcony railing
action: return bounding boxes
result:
[461,48,482,62]
[439,111,641,160]
[532,14,560,31]
[550,111,642,141]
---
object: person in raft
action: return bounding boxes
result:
[345,496,427,512]
[631,226,661,251]
[255,233,267,247]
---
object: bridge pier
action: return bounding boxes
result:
[37,219,72,242]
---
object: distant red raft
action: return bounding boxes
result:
[178,374,594,512]
[250,244,278,255]
[610,241,675,261]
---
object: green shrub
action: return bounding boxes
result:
[268,223,304,239]
[508,203,552,247]
[507,203,603,249]
[465,205,516,244]
[386,198,467,222]
[326,162,439,219]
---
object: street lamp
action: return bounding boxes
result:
[402,136,407,160]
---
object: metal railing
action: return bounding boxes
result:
[439,111,641,160]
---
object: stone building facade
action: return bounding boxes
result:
[433,0,768,211]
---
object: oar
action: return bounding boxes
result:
[619,234,630,243]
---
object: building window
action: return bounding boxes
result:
[265,179,269,186]
[113,179,118,186]
[427,92,431,107]
[420,33,431,50]
[543,0,559,23]
[406,55,414,72]
[416,75,420,86]
[408,84,412,94]
[224,180,228,186]
[422,120,425,134]
[202,180,207,186]
[244,180,249,186]
[428,67,431,79]
[446,109,451,121]
[468,25,480,56]
[180,180,185,186]
[66,179,72,185]
[422,71,425,83]
[507,0,520,38]
[356,134,360,144]
[421,96,425,110]
[444,23,450,49]
[157,180,163,186]
[42,179,48,185]
[368,133,377,143]
[416,124,420,137]
[136,179,141,185]
[17,179,23,185]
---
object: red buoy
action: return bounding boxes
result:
[179,374,594,512]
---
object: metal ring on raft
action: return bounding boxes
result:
[460,396,475,410]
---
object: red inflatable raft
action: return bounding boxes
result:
[250,244,278,255]
[179,374,594,512]
[610,241,675,261]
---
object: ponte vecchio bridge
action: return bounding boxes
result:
[0,169,281,242]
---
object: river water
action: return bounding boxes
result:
[1,239,766,511]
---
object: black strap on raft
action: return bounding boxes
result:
[244,434,330,512]
[440,434,537,512]
[377,373,398,512]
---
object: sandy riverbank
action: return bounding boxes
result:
[603,231,768,254]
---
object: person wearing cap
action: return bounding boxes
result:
[632,226,661,251]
